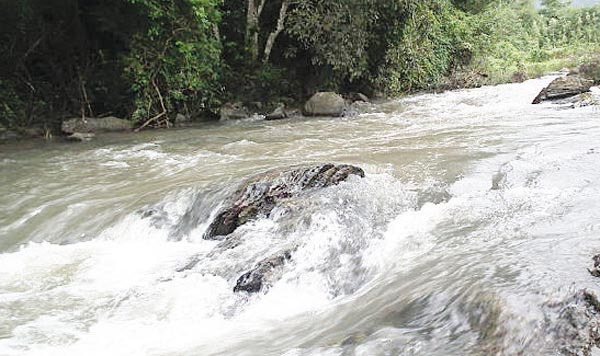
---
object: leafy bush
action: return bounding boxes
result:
[124,0,223,125]
[377,0,468,94]
[0,80,25,129]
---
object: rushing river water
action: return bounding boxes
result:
[1,77,600,356]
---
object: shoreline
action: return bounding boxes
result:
[1,59,598,146]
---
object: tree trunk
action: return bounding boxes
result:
[246,0,267,62]
[262,0,290,64]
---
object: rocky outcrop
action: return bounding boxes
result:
[220,102,249,121]
[204,163,365,239]
[532,75,594,104]
[303,92,347,117]
[234,250,293,293]
[61,116,133,134]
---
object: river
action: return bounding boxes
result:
[1,77,600,356]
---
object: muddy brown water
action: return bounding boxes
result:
[1,77,600,356]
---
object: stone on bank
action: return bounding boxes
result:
[61,116,133,134]
[303,92,347,117]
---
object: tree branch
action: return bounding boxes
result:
[257,0,268,18]
[263,0,290,63]
[135,79,167,132]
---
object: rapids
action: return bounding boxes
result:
[1,77,600,356]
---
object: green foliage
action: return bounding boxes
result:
[0,80,25,128]
[1,0,600,132]
[123,0,223,123]
[377,0,460,93]
[286,0,378,83]
[466,0,600,82]
[0,0,223,130]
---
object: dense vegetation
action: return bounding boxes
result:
[0,0,599,133]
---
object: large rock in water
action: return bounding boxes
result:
[532,75,593,104]
[204,163,365,239]
[303,92,347,117]
[61,116,133,134]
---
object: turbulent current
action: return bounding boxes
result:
[1,77,600,356]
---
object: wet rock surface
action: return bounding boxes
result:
[234,250,293,293]
[204,163,365,239]
[532,75,594,104]
[544,290,600,356]
[589,254,600,277]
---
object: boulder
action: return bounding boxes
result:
[265,103,288,121]
[61,116,133,134]
[220,102,249,121]
[532,75,594,104]
[65,132,95,142]
[303,92,347,117]
[234,250,293,293]
[204,163,365,239]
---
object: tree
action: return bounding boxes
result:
[540,0,571,17]
[286,0,379,86]
[244,0,292,63]
[123,0,223,126]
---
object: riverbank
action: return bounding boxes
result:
[2,53,599,145]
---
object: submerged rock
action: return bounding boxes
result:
[532,75,593,104]
[234,250,293,293]
[204,163,365,239]
[303,92,347,117]
[61,116,132,134]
